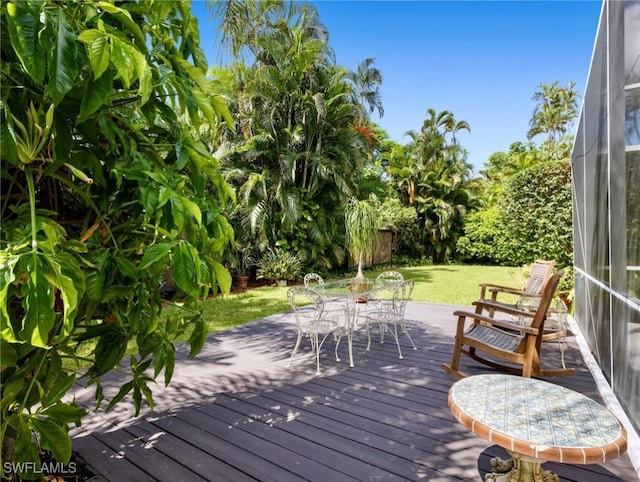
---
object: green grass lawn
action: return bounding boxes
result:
[183,264,526,335]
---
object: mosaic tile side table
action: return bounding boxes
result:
[448,374,628,482]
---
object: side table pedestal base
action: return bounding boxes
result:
[486,451,559,482]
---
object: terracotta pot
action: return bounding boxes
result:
[235,275,249,293]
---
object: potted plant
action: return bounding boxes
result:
[257,249,303,287]
[232,246,255,293]
[345,197,380,279]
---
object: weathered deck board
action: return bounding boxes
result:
[71,302,639,481]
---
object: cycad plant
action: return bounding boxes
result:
[345,197,379,278]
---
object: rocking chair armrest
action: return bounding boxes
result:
[487,286,526,297]
[453,310,540,335]
[472,299,536,319]
[479,282,521,298]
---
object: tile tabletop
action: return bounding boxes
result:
[449,374,628,464]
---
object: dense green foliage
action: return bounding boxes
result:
[374,197,420,256]
[460,81,578,279]
[211,1,368,271]
[459,162,573,268]
[501,161,573,267]
[389,109,477,263]
[456,206,509,264]
[1,1,234,477]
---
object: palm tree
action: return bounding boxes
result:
[527,81,579,159]
[397,109,475,261]
[345,197,379,278]
[347,57,384,121]
[211,0,330,61]
[211,4,363,269]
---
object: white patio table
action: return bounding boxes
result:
[312,277,402,368]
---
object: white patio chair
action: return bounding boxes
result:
[287,287,343,374]
[376,270,404,283]
[360,271,403,304]
[363,279,417,359]
[304,272,348,317]
[304,272,324,288]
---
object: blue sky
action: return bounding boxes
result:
[193,1,603,171]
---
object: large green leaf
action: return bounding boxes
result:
[0,253,19,343]
[31,418,72,463]
[6,2,46,84]
[179,196,202,227]
[1,376,23,412]
[211,259,232,294]
[46,9,78,106]
[41,402,87,424]
[84,268,105,302]
[90,330,127,377]
[45,253,83,342]
[109,36,138,88]
[172,243,198,298]
[187,317,207,358]
[40,374,76,408]
[0,106,19,165]
[97,2,146,48]
[210,95,236,129]
[0,340,17,368]
[169,196,186,233]
[78,29,111,79]
[140,243,172,270]
[12,415,40,473]
[18,255,55,349]
[78,70,113,122]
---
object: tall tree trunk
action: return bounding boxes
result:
[356,253,365,278]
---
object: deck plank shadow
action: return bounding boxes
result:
[71,302,639,482]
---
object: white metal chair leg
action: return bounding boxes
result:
[390,323,403,359]
[288,332,303,367]
[334,331,342,362]
[312,332,322,375]
[401,321,418,350]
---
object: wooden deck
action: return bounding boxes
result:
[70,302,639,481]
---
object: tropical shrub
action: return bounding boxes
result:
[458,160,573,282]
[256,249,303,284]
[456,206,505,264]
[1,1,234,477]
[501,161,573,268]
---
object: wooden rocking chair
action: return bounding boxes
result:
[477,259,556,318]
[442,270,575,379]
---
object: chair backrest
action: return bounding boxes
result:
[303,272,324,288]
[522,260,556,296]
[397,279,414,315]
[370,279,413,315]
[527,270,564,334]
[287,287,325,326]
[377,271,404,283]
